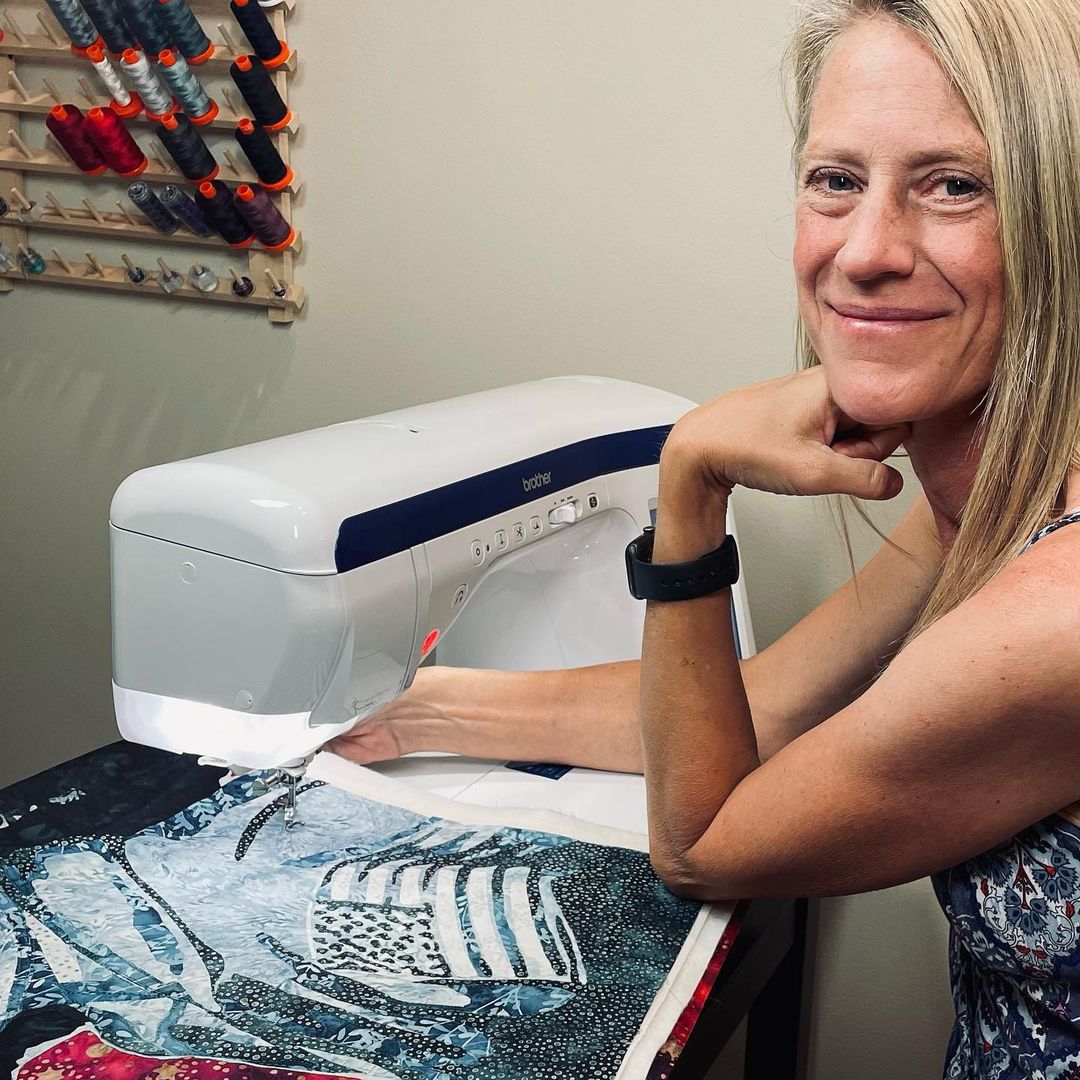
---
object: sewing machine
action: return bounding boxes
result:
[110,377,756,831]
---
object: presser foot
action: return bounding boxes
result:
[200,755,313,830]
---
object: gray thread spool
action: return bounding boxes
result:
[127,182,179,234]
[120,48,173,116]
[160,184,215,237]
[189,264,219,293]
[45,0,100,48]
[158,49,216,121]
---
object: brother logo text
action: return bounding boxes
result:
[522,471,553,492]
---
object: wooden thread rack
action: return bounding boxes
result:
[0,0,303,323]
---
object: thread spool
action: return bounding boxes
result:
[195,180,253,246]
[230,54,290,131]
[157,256,184,293]
[229,0,288,68]
[46,104,108,174]
[86,43,143,117]
[18,245,47,274]
[158,50,217,125]
[156,0,213,64]
[160,183,214,236]
[233,118,292,190]
[233,183,293,250]
[189,263,218,293]
[120,49,174,118]
[44,0,103,55]
[120,0,171,56]
[127,181,179,234]
[0,195,8,217]
[85,106,147,176]
[158,112,218,182]
[80,0,134,55]
[0,244,16,273]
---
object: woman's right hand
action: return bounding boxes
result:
[327,666,451,765]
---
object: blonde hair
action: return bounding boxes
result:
[785,0,1080,641]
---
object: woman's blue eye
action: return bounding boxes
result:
[944,178,977,197]
[827,174,856,192]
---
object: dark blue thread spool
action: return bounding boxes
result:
[158,112,218,182]
[157,0,214,64]
[235,118,291,189]
[127,181,179,234]
[80,0,134,54]
[195,180,254,246]
[230,54,290,130]
[229,0,288,67]
[120,0,171,56]
[160,184,214,236]
[234,183,293,249]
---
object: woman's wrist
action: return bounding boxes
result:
[654,455,732,563]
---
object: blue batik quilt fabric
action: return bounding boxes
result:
[0,757,710,1079]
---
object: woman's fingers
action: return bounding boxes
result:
[807,442,905,500]
[831,422,911,462]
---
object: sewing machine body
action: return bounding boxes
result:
[111,377,756,827]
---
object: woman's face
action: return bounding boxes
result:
[794,18,1003,427]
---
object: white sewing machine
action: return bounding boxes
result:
[110,377,756,833]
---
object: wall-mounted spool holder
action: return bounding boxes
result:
[0,0,303,323]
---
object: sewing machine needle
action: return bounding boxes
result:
[283,773,299,830]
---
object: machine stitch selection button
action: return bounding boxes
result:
[529,515,543,535]
[512,522,526,544]
[452,583,469,608]
[494,529,509,551]
[470,539,485,565]
[548,503,578,526]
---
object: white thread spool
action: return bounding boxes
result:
[87,44,139,114]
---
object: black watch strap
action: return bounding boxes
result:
[625,526,739,601]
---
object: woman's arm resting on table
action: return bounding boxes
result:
[646,493,1080,902]
[329,493,939,773]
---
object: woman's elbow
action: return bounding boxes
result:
[649,849,741,903]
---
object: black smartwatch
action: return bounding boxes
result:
[625,526,739,601]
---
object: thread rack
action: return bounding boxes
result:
[0,0,304,322]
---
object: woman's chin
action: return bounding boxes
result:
[824,376,923,428]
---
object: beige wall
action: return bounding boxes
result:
[2,1,952,1075]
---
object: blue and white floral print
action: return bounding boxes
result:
[933,509,1080,1079]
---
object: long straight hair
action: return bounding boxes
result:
[784,0,1080,641]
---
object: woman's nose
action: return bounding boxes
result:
[833,192,917,282]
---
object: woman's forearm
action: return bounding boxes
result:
[401,661,646,773]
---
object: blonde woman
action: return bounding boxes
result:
[333,0,1080,1072]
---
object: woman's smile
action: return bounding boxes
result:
[827,301,950,335]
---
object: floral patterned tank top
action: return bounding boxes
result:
[932,509,1080,1079]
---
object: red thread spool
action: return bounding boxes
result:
[46,104,107,175]
[234,183,294,250]
[84,106,147,177]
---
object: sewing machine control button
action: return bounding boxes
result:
[512,522,526,544]
[529,515,543,535]
[494,529,509,551]
[587,493,599,510]
[548,503,578,526]
[452,583,468,608]
[470,539,485,565]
